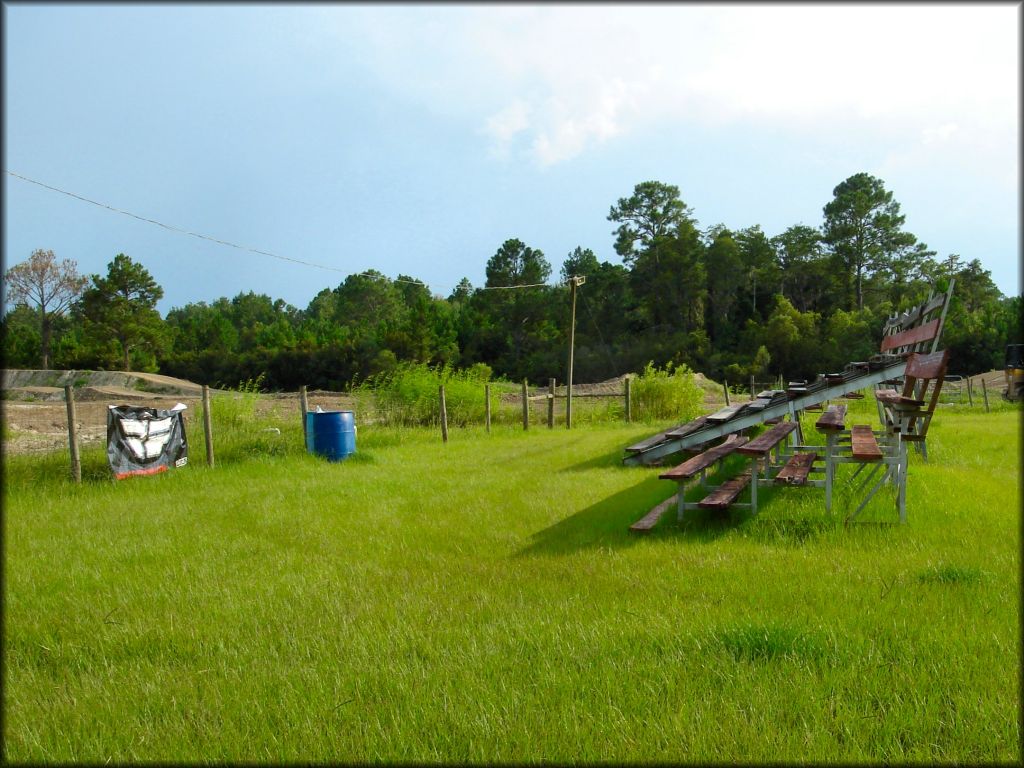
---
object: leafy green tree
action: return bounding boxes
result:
[448,277,474,303]
[0,304,43,367]
[704,226,745,345]
[485,239,551,287]
[734,225,779,320]
[3,248,88,368]
[770,224,838,313]
[761,295,821,379]
[166,301,239,354]
[935,257,1011,374]
[608,181,694,265]
[470,239,557,380]
[81,254,166,371]
[822,173,917,310]
[821,307,878,373]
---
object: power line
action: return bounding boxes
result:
[4,169,555,293]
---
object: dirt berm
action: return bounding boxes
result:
[2,369,206,403]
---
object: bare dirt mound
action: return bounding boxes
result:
[2,369,204,398]
[2,369,209,455]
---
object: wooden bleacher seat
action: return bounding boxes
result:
[774,452,817,485]
[658,434,748,481]
[699,472,751,509]
[875,349,950,461]
[630,434,748,531]
[815,404,847,431]
[850,425,883,461]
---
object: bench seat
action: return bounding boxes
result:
[699,472,751,509]
[658,434,747,480]
[874,391,926,407]
[851,425,883,460]
[735,421,798,457]
[815,404,847,431]
[774,452,818,485]
[629,493,678,533]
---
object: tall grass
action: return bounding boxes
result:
[352,362,498,427]
[205,375,301,463]
[630,360,705,422]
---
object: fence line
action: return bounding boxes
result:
[3,369,1010,475]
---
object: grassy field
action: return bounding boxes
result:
[3,396,1020,763]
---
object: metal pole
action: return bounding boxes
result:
[566,275,585,429]
[439,385,449,443]
[485,383,491,433]
[299,385,309,446]
[521,379,529,430]
[64,385,81,483]
[202,384,215,467]
[548,378,555,428]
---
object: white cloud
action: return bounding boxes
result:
[485,100,531,158]
[314,4,1019,169]
[922,123,959,146]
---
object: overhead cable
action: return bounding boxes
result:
[4,169,557,293]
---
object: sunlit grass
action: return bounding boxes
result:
[2,405,1019,763]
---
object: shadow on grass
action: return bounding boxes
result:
[515,473,743,557]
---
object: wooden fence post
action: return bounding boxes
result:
[299,385,309,445]
[522,379,529,431]
[548,378,555,429]
[967,377,974,407]
[750,375,755,401]
[202,384,215,467]
[439,385,449,443]
[485,383,491,433]
[64,385,81,484]
[723,381,730,406]
[624,376,632,423]
[981,377,990,412]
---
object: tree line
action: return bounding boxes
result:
[3,173,1020,390]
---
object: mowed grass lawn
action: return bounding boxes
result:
[3,403,1020,763]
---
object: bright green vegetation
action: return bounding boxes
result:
[4,178,1020,394]
[351,360,706,428]
[3,403,1019,763]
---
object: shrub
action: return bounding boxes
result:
[631,361,704,423]
[353,362,501,427]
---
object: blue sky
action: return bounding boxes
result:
[3,3,1019,314]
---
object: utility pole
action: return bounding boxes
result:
[566,275,586,429]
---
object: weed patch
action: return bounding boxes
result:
[716,624,832,663]
[917,564,987,585]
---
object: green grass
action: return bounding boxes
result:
[2,404,1020,763]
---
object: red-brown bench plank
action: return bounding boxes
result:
[851,425,883,460]
[658,434,748,480]
[880,318,940,353]
[698,472,751,509]
[874,391,926,407]
[735,421,798,458]
[629,493,678,533]
[815,404,847,431]
[774,452,817,485]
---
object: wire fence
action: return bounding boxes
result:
[2,368,1015,478]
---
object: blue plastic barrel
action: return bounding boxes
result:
[305,410,356,461]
